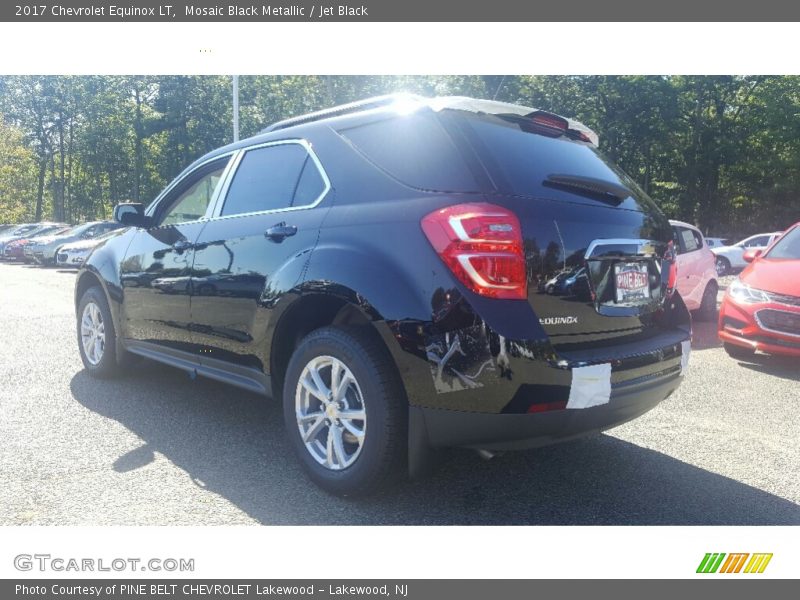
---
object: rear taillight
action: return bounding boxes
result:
[421,203,527,300]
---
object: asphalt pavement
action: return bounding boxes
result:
[0,263,798,525]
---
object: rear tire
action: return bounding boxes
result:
[282,326,407,497]
[696,281,719,321]
[724,342,755,360]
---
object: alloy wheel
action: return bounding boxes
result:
[80,301,106,366]
[295,355,366,470]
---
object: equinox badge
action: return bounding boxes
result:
[539,316,579,325]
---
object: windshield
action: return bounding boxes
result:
[765,226,800,259]
[35,226,69,237]
[68,223,97,236]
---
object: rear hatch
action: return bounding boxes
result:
[447,109,675,347]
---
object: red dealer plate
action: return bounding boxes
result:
[614,262,650,303]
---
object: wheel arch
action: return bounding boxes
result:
[268,288,402,403]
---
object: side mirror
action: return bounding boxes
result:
[743,248,762,263]
[113,203,148,228]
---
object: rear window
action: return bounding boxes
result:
[460,113,657,211]
[337,112,476,192]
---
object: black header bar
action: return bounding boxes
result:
[4,0,800,21]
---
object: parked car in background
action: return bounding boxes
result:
[712,232,783,275]
[705,237,732,249]
[718,222,800,358]
[26,221,123,265]
[543,268,574,295]
[2,226,71,261]
[55,228,126,268]
[670,220,718,320]
[0,222,67,256]
[74,94,691,495]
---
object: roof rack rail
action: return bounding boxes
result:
[261,93,424,133]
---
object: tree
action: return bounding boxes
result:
[0,114,38,222]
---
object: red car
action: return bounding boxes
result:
[718,221,800,358]
[2,226,70,262]
[2,237,37,261]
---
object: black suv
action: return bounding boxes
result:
[75,95,691,495]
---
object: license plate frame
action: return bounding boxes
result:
[614,262,650,304]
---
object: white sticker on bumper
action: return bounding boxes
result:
[680,340,691,375]
[566,363,612,410]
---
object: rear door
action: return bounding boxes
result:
[189,139,331,374]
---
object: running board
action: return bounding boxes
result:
[123,340,271,397]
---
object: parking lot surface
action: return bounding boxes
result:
[1,263,798,525]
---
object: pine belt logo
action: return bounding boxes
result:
[696,553,773,574]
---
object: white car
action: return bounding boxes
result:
[704,237,732,249]
[669,220,719,318]
[711,232,783,275]
[54,228,125,268]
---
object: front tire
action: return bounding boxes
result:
[282,326,407,497]
[77,286,124,378]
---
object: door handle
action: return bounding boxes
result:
[171,240,193,253]
[265,224,298,242]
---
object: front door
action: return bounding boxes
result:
[120,156,232,352]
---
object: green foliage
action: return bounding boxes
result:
[0,114,38,222]
[1,75,798,237]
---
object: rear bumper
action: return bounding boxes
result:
[416,367,681,450]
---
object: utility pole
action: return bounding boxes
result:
[233,75,240,142]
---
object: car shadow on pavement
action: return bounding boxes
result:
[736,356,800,382]
[689,320,722,351]
[70,365,800,526]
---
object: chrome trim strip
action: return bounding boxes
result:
[754,308,800,339]
[584,238,660,259]
[208,138,331,221]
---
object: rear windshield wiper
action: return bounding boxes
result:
[544,174,631,205]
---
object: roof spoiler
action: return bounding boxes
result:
[261,93,599,146]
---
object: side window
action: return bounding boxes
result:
[744,235,769,248]
[159,159,229,227]
[691,229,704,250]
[681,228,699,252]
[671,227,684,254]
[293,156,327,207]
[221,143,324,217]
[676,227,700,254]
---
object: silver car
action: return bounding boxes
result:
[26,221,122,265]
[0,223,66,256]
[54,228,125,268]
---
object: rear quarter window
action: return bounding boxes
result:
[337,112,477,192]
